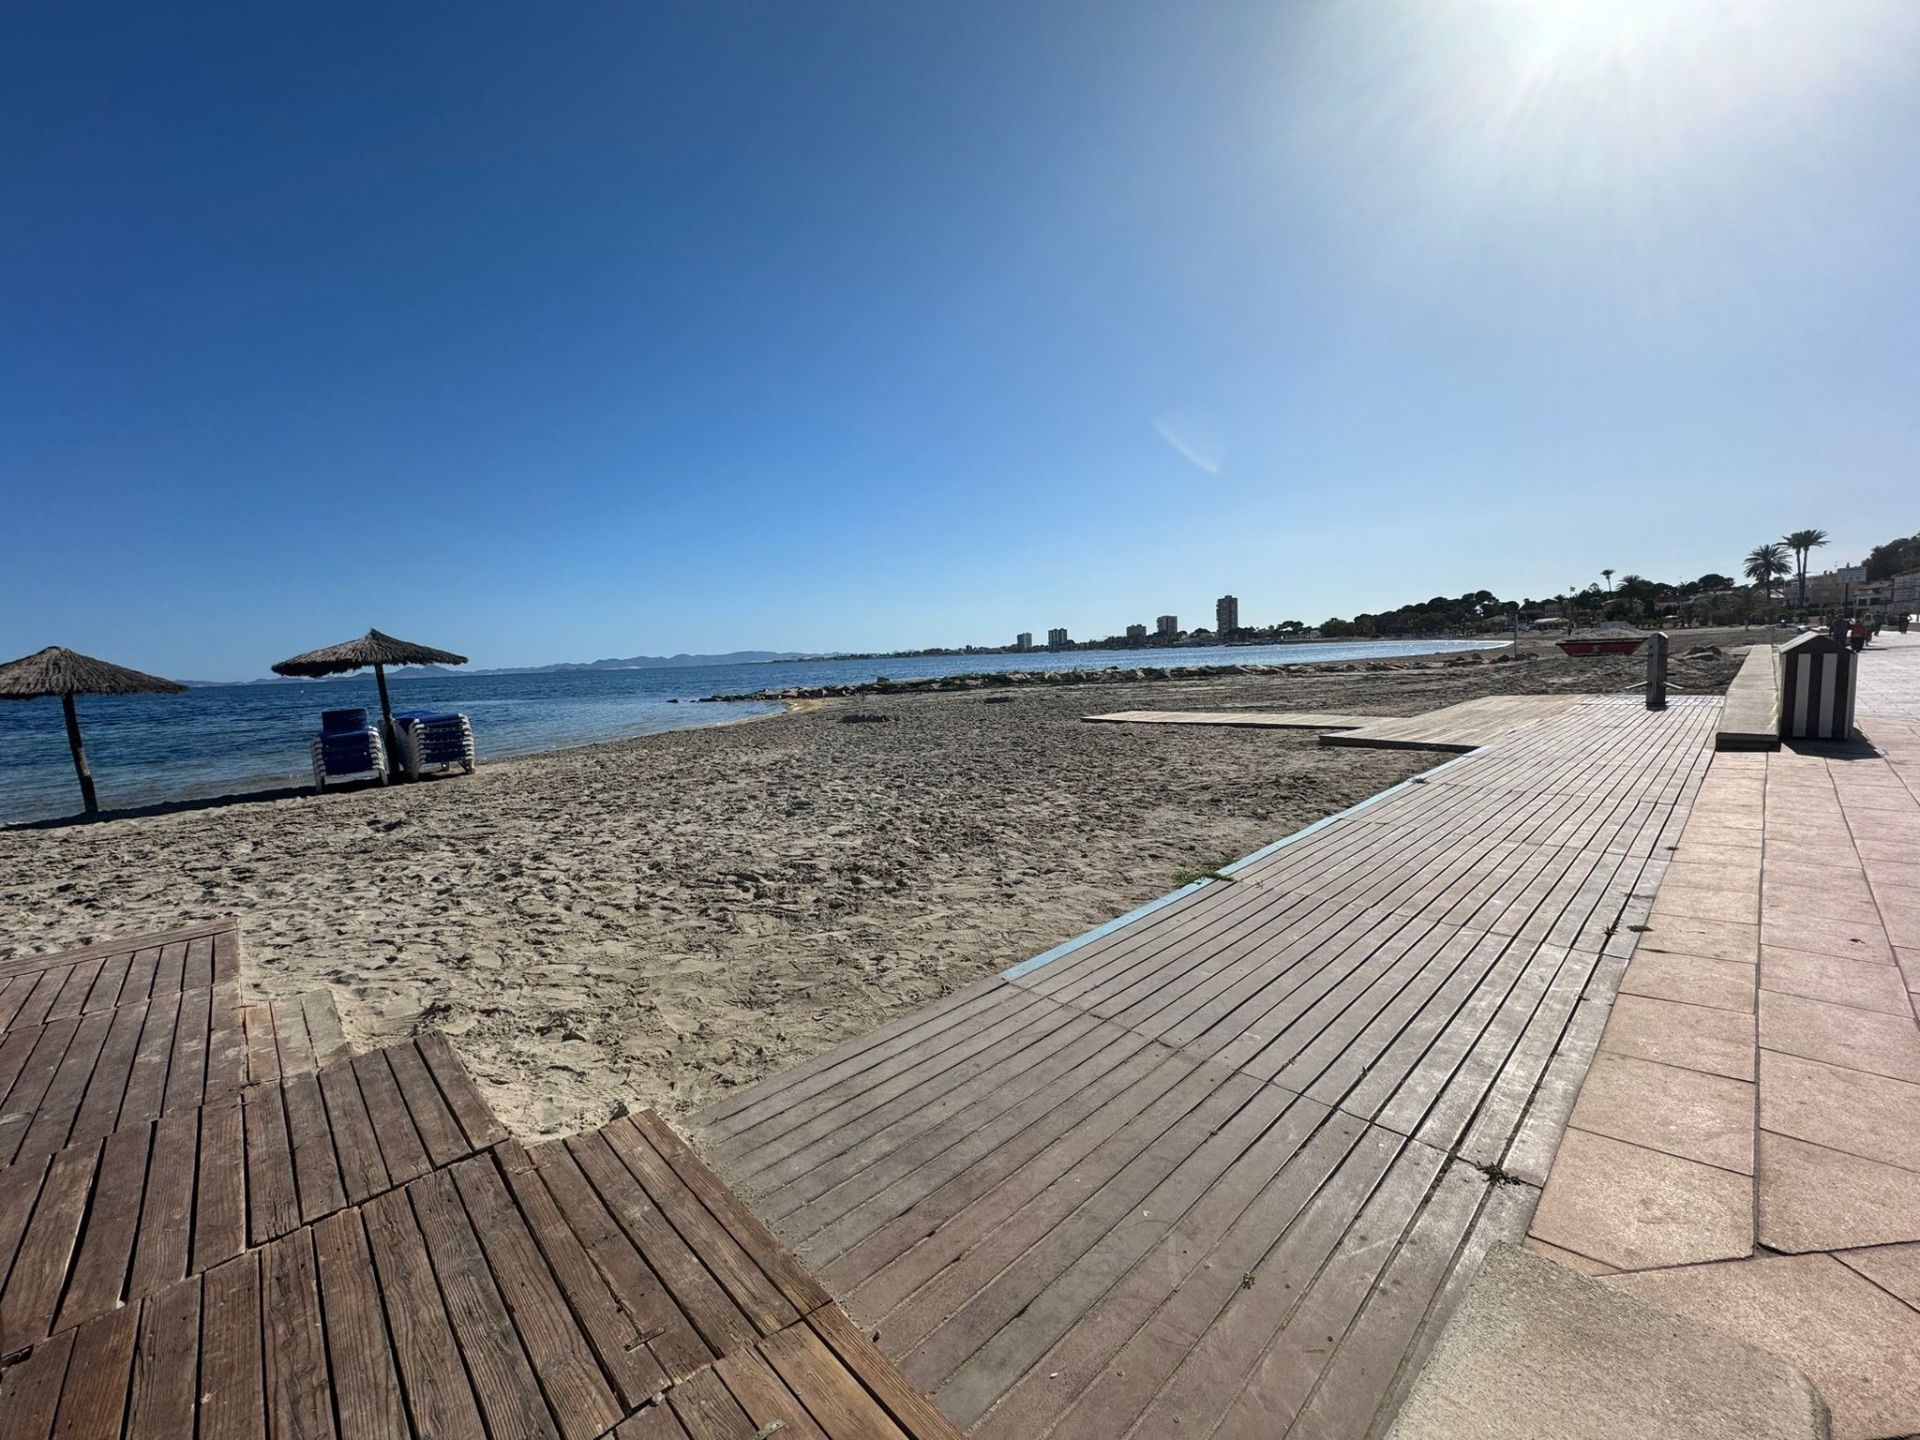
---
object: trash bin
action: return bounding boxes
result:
[1778,631,1855,741]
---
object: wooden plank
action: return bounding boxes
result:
[117,991,182,1128]
[115,946,161,1010]
[318,1059,390,1206]
[0,1143,96,1352]
[162,984,213,1114]
[17,1010,113,1162]
[58,1123,151,1334]
[69,1001,148,1145]
[361,1188,487,1440]
[414,1033,507,1149]
[299,991,350,1069]
[150,942,188,1002]
[243,1084,300,1247]
[500,1155,671,1404]
[808,1303,964,1440]
[613,1405,692,1440]
[81,951,133,1018]
[760,1322,910,1440]
[408,1167,560,1440]
[564,1129,759,1358]
[665,1366,758,1440]
[269,998,314,1077]
[242,1004,280,1088]
[262,1228,337,1440]
[51,1302,139,1440]
[182,935,216,992]
[352,1051,431,1187]
[200,1252,265,1440]
[202,984,249,1106]
[312,1210,409,1440]
[0,1322,74,1440]
[628,1109,830,1315]
[282,1072,348,1224]
[0,1153,52,1296]
[711,1349,827,1440]
[385,1041,470,1168]
[529,1136,718,1390]
[43,958,103,1024]
[601,1116,800,1336]
[451,1155,623,1440]
[193,1099,248,1272]
[128,1272,202,1440]
[129,1108,198,1298]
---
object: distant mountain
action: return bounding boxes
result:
[238,651,809,684]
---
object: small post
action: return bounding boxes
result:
[62,692,100,814]
[1646,630,1669,711]
[373,662,402,777]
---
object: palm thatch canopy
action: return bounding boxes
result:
[0,647,188,817]
[271,629,467,678]
[0,646,188,700]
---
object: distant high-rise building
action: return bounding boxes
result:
[1125,623,1147,641]
[1155,615,1178,636]
[1015,632,1033,651]
[1216,594,1240,635]
[1047,627,1070,650]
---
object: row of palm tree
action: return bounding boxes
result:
[1742,528,1829,606]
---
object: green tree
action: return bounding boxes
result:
[1864,533,1920,581]
[1782,528,1829,609]
[1743,543,1790,604]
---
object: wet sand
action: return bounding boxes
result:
[0,634,1745,1138]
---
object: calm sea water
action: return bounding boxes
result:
[0,639,1501,823]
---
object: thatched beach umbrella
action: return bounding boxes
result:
[271,629,467,773]
[0,646,188,815]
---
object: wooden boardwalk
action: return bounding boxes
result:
[693,697,1721,1437]
[0,924,960,1440]
[1084,694,1586,753]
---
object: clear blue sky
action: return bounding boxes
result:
[3,2,1915,678]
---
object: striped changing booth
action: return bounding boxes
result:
[1778,631,1855,742]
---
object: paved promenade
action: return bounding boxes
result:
[1528,633,1920,1440]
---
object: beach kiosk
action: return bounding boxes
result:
[1778,631,1855,742]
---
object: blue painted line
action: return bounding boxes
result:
[1002,746,1489,981]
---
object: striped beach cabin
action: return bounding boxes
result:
[1779,630,1856,742]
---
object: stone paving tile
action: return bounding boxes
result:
[1856,831,1920,863]
[1761,879,1882,924]
[1530,1128,1752,1272]
[1835,1242,1920,1311]
[1760,947,1914,1017]
[1675,819,1765,851]
[1650,883,1760,925]
[1665,841,1765,876]
[1763,907,1894,964]
[1871,883,1920,950]
[1663,859,1761,898]
[1759,1050,1920,1174]
[1636,913,1760,964]
[1897,948,1920,996]
[1603,994,1757,1081]
[1607,1253,1920,1440]
[1571,1052,1755,1173]
[1522,1236,1619,1277]
[1864,858,1920,890]
[1758,1131,1920,1253]
[1766,835,1873,869]
[1758,991,1920,1082]
[1619,951,1755,1013]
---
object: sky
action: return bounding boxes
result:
[3,1,1916,678]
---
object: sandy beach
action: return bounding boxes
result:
[0,635,1746,1139]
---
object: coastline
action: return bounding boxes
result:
[0,633,1746,1140]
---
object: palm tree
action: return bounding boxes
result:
[1744,543,1790,605]
[1601,568,1614,591]
[1782,528,1829,609]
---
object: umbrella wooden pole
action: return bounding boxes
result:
[62,693,99,814]
[373,662,400,777]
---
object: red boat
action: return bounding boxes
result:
[1557,636,1646,657]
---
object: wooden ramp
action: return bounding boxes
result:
[1317,693,1586,752]
[0,924,960,1440]
[691,697,1722,1437]
[1714,644,1780,751]
[1084,710,1383,731]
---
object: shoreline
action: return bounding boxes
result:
[0,633,1748,1140]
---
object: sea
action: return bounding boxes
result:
[1,638,1502,824]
